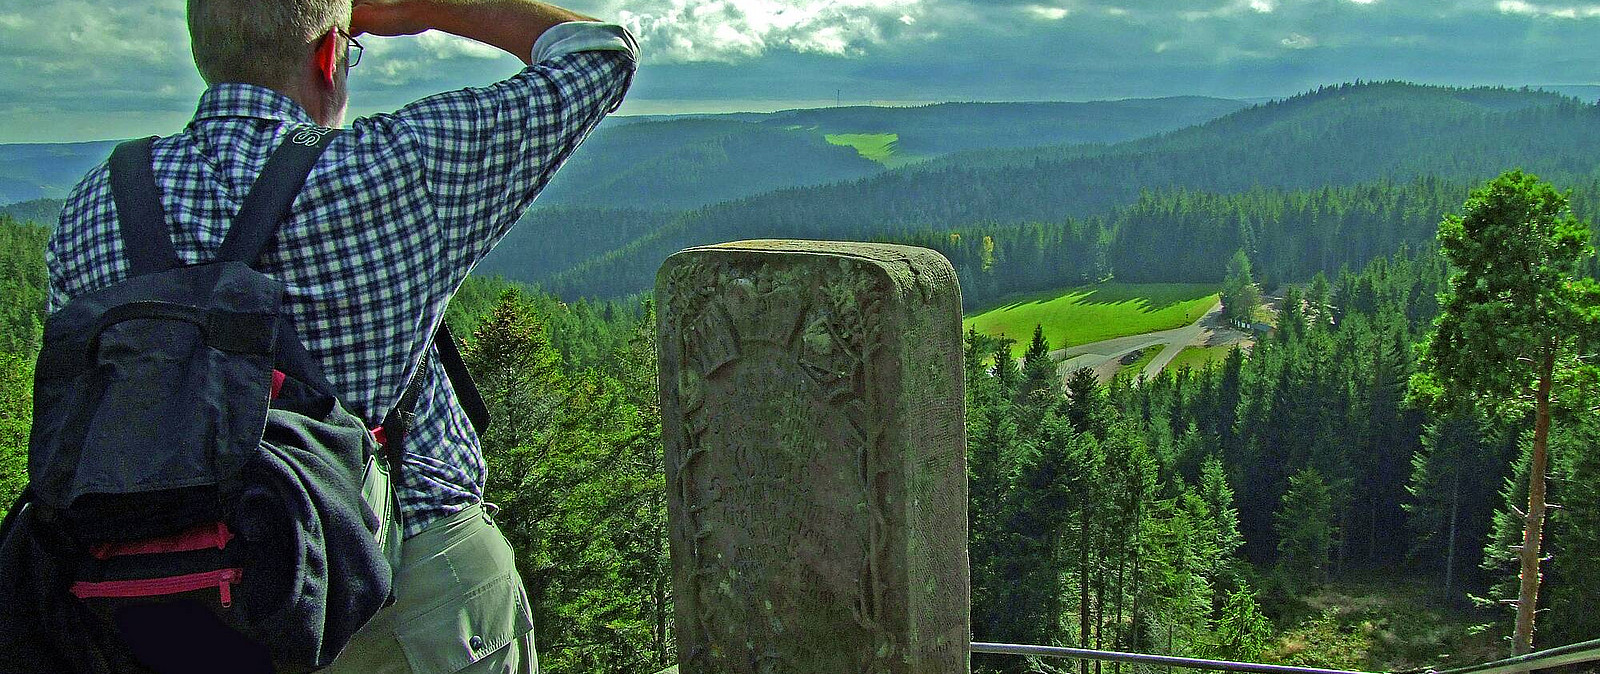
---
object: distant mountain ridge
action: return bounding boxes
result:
[544,81,1600,299]
[0,97,1249,209]
[9,82,1595,299]
[0,141,117,204]
[0,198,63,226]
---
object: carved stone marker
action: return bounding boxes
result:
[656,240,970,673]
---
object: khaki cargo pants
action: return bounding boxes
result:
[323,503,538,674]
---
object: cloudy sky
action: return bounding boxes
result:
[1,0,1598,142]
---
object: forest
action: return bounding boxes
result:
[1,81,1598,672]
[541,82,1600,301]
[3,165,1597,671]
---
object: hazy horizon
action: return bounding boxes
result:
[5,79,1598,145]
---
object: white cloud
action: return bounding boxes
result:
[3,2,187,68]
[1496,0,1600,17]
[1249,0,1277,12]
[1026,5,1073,20]
[1281,32,1316,48]
[613,0,927,62]
[415,32,504,60]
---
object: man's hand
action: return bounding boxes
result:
[351,0,429,37]
[349,0,598,64]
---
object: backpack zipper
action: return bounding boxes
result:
[90,521,234,560]
[71,568,243,607]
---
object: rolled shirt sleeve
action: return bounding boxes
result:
[531,21,639,78]
[361,22,639,273]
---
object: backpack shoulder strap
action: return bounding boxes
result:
[216,126,342,266]
[435,325,490,433]
[381,325,491,462]
[109,137,181,275]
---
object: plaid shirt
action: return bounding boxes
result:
[47,25,638,537]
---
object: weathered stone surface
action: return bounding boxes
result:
[656,240,970,673]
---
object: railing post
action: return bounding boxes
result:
[657,240,970,673]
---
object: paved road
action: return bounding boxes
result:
[1047,300,1246,383]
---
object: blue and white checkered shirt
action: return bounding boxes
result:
[46,23,638,537]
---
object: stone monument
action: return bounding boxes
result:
[656,240,970,673]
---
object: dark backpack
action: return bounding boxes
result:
[3,127,487,673]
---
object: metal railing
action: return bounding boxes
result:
[972,636,1600,674]
[1424,637,1600,674]
[971,642,1376,674]
[654,638,1600,674]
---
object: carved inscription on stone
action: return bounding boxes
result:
[657,241,969,674]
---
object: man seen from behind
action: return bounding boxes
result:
[43,0,638,671]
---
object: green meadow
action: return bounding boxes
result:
[1168,344,1238,372]
[1117,347,1162,378]
[823,133,926,168]
[964,283,1220,358]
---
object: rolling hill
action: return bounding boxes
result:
[0,198,63,226]
[533,119,881,210]
[752,97,1251,156]
[544,82,1600,300]
[475,206,678,282]
[0,98,1250,210]
[0,141,117,204]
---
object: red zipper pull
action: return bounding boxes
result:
[216,521,228,550]
[218,569,238,608]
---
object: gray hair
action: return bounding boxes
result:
[187,0,352,87]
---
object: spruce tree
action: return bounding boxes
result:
[1221,249,1261,324]
[1198,455,1245,590]
[0,352,31,518]
[1211,589,1271,660]
[1545,414,1600,645]
[1275,467,1337,588]
[1405,410,1501,598]
[1020,323,1058,409]
[1065,366,1109,440]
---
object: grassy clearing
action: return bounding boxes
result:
[823,133,928,168]
[1117,347,1161,378]
[1168,344,1237,372]
[824,133,898,163]
[1262,577,1499,673]
[964,283,1219,358]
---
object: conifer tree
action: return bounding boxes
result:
[1198,455,1244,590]
[0,352,31,517]
[1413,170,1600,653]
[1065,367,1109,440]
[1276,286,1306,344]
[1211,590,1271,660]
[1405,410,1501,598]
[1020,323,1058,409]
[1221,250,1261,324]
[1275,467,1337,588]
[1307,271,1332,327]
[1544,415,1600,645]
[462,290,662,671]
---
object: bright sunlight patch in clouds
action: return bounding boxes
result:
[1495,0,1600,18]
[609,0,927,62]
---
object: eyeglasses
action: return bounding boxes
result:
[337,27,363,68]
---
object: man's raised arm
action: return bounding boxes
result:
[353,0,598,64]
[348,0,639,276]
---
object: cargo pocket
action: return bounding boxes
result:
[394,573,534,674]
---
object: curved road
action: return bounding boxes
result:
[1048,300,1246,383]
